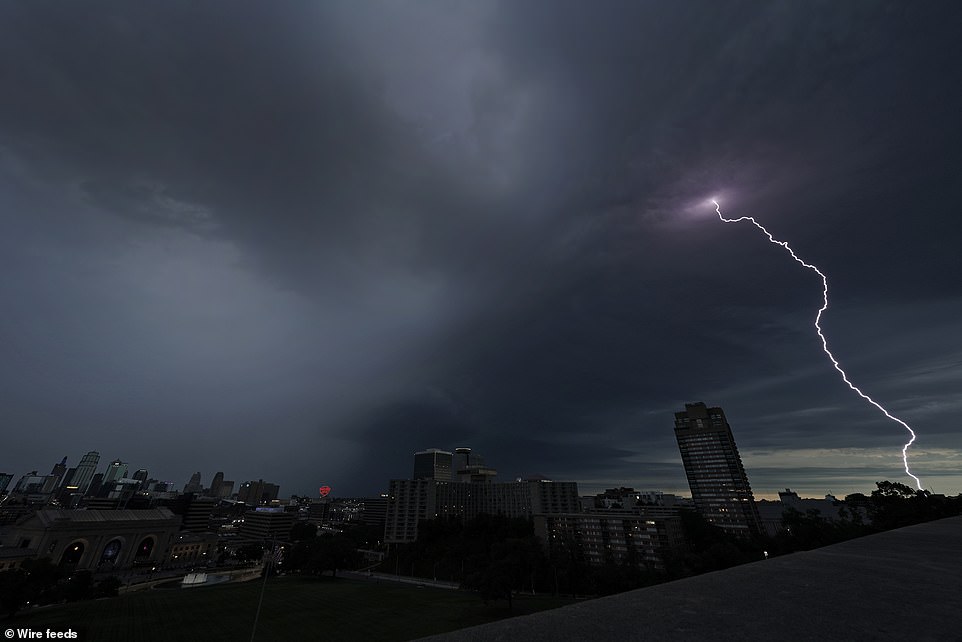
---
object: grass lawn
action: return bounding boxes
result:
[8,576,574,641]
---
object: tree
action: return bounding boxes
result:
[234,543,264,563]
[664,510,762,577]
[63,571,93,602]
[290,522,318,542]
[0,558,64,618]
[288,534,359,578]
[92,576,122,598]
[873,481,917,500]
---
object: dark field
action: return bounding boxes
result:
[9,576,574,641]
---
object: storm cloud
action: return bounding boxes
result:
[2,1,961,498]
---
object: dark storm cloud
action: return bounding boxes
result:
[2,1,961,497]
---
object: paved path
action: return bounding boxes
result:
[421,516,962,641]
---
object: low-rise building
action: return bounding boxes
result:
[0,508,180,572]
[238,508,294,541]
[167,532,218,568]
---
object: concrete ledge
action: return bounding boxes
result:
[421,516,962,641]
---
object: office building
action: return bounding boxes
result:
[385,478,580,543]
[413,449,453,482]
[307,500,331,525]
[674,402,762,536]
[131,469,149,490]
[180,496,218,533]
[217,480,235,499]
[72,451,100,495]
[102,459,128,484]
[360,494,389,528]
[184,472,203,494]
[13,472,59,496]
[50,457,68,486]
[59,467,77,489]
[239,508,295,540]
[238,480,279,505]
[86,473,104,498]
[209,472,224,497]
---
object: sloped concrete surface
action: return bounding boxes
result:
[420,516,962,641]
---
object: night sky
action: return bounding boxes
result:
[2,2,961,499]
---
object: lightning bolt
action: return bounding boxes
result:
[711,199,923,490]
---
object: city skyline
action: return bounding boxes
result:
[2,3,961,498]
[0,433,926,503]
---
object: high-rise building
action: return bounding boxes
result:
[14,472,53,495]
[385,478,580,543]
[181,496,217,533]
[453,447,484,471]
[453,447,497,483]
[218,480,235,499]
[185,472,203,494]
[360,494,389,528]
[102,459,128,484]
[49,457,68,486]
[673,402,762,536]
[413,449,453,482]
[59,468,77,489]
[237,480,279,505]
[85,473,104,498]
[72,451,100,495]
[209,472,224,497]
[132,469,149,490]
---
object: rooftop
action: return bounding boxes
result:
[31,508,176,525]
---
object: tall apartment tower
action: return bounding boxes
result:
[71,451,100,495]
[674,402,762,536]
[413,449,453,482]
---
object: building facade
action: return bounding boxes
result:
[674,402,762,536]
[413,449,453,482]
[385,478,581,543]
[0,508,180,572]
[534,512,684,569]
[102,460,128,485]
[238,480,279,505]
[71,451,100,496]
[238,508,295,540]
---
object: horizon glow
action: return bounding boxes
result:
[711,199,923,490]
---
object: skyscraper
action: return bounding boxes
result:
[132,469,149,490]
[185,472,202,494]
[102,459,129,484]
[50,456,68,486]
[413,449,453,482]
[237,479,279,505]
[674,402,762,536]
[71,451,100,495]
[210,471,224,497]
